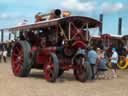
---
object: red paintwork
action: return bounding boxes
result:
[10,15,101,81]
[72,40,86,49]
[101,34,111,39]
[44,56,54,81]
[35,47,56,64]
[59,58,73,70]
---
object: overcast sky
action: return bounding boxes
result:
[0,0,128,35]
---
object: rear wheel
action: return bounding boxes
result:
[44,53,59,82]
[11,41,31,77]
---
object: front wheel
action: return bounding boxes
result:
[44,53,59,82]
[73,55,87,82]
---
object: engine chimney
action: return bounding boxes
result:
[54,9,61,17]
[49,9,61,20]
[99,14,103,35]
[1,29,4,42]
[118,17,122,35]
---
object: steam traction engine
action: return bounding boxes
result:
[9,9,101,82]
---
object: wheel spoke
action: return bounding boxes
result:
[48,57,52,65]
[49,68,53,75]
[76,65,82,74]
[18,50,23,56]
[13,53,19,57]
[45,68,51,80]
[45,56,55,81]
[12,45,24,75]
[15,47,20,52]
[15,64,22,73]
[13,59,20,65]
[74,56,86,82]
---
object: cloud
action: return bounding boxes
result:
[0,13,11,19]
[0,12,32,25]
[61,0,96,13]
[101,2,128,13]
[0,13,22,20]
[78,0,95,2]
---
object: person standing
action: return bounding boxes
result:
[110,48,118,79]
[96,48,108,79]
[87,47,98,80]
[2,43,7,63]
[0,42,3,62]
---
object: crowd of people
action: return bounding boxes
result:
[87,46,124,81]
[0,40,14,63]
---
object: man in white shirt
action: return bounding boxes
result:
[111,48,118,78]
[3,49,7,62]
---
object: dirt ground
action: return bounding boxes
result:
[0,59,128,96]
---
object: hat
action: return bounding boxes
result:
[112,48,116,51]
[97,48,100,50]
